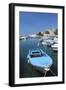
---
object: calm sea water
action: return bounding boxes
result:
[20,38,58,78]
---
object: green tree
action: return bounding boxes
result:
[45,31,49,34]
[37,32,43,36]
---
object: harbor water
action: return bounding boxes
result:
[20,38,58,78]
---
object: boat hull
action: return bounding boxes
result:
[28,58,51,73]
[52,47,58,51]
[51,44,58,51]
[28,60,50,73]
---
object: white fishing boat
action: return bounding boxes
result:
[42,39,54,46]
[46,39,54,45]
[54,37,58,43]
[20,36,27,40]
[27,49,53,72]
[51,43,58,51]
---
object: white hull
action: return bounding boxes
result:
[51,44,58,51]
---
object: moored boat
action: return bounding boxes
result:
[41,39,55,46]
[51,43,58,51]
[27,49,53,72]
[20,36,27,40]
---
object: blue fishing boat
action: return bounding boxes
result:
[27,49,53,72]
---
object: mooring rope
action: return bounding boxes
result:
[50,69,56,76]
[44,69,56,76]
[44,70,47,77]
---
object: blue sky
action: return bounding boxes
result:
[19,12,58,36]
